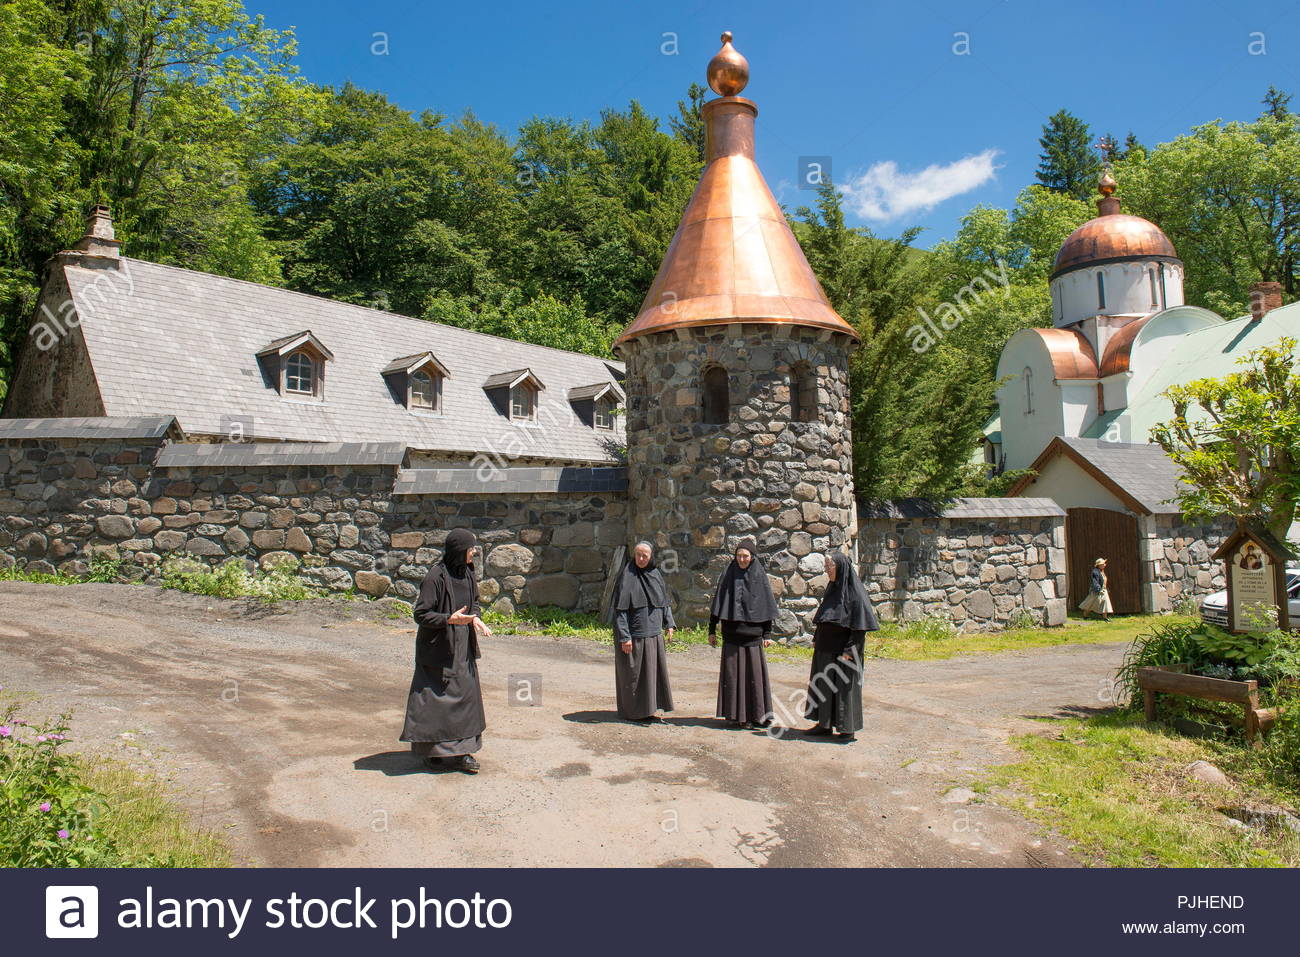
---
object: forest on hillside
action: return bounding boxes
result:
[2,0,1297,499]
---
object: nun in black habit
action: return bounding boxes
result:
[709,538,778,728]
[804,551,878,741]
[400,528,493,773]
[608,541,675,722]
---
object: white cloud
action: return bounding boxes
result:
[838,149,1000,221]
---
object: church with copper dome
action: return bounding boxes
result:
[986,171,1290,476]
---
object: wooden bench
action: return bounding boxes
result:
[1138,666,1277,748]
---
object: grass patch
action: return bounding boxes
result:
[865,613,1174,661]
[0,566,85,586]
[157,556,324,602]
[987,711,1300,867]
[1,695,229,867]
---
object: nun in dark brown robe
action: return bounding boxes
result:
[709,538,778,728]
[608,541,675,722]
[400,528,492,773]
[804,551,878,741]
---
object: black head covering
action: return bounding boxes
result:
[441,528,477,573]
[710,538,780,623]
[608,543,669,620]
[814,552,878,631]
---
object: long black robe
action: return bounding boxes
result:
[804,552,878,733]
[609,556,675,719]
[709,540,777,724]
[400,536,485,756]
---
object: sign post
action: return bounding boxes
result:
[1211,524,1295,632]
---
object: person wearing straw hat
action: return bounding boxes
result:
[1078,557,1112,621]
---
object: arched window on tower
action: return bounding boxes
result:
[1096,272,1107,310]
[790,361,817,423]
[701,365,729,424]
[1148,267,1159,308]
[1023,366,1033,415]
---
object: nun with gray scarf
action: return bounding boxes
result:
[607,541,675,722]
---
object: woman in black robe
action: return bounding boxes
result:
[804,551,878,742]
[608,541,675,722]
[709,538,778,729]
[400,528,493,773]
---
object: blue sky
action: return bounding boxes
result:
[251,0,1300,248]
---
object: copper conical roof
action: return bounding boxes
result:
[613,33,856,351]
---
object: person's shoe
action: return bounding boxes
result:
[804,725,834,737]
[455,754,480,774]
[423,756,443,771]
[836,732,857,742]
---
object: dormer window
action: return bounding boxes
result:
[382,352,449,412]
[257,331,333,400]
[484,368,545,423]
[285,351,316,394]
[568,382,623,430]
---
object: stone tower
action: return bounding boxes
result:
[612,32,859,638]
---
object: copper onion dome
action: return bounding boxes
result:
[1051,169,1179,279]
[613,32,856,351]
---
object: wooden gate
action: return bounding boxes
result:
[1065,507,1141,614]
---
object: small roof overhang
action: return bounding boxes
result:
[483,368,545,391]
[567,382,623,403]
[256,330,334,361]
[381,352,450,378]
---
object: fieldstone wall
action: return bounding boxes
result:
[1139,514,1233,612]
[620,324,857,636]
[858,514,1069,630]
[0,436,625,613]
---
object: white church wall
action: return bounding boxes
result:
[1053,261,1183,329]
[1124,306,1222,398]
[1059,381,1099,439]
[996,329,1065,471]
[1016,454,1132,513]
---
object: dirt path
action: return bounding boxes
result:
[0,581,1124,867]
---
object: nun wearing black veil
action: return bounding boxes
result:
[708,538,778,728]
[804,551,878,741]
[401,528,493,773]
[608,541,675,722]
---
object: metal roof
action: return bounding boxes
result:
[860,497,1065,520]
[156,441,407,469]
[394,466,628,495]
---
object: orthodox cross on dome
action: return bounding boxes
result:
[707,31,749,96]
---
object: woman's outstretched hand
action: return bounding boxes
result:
[472,616,494,637]
[448,606,475,625]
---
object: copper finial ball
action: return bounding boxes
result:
[1098,167,1118,197]
[707,30,749,96]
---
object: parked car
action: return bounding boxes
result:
[1199,570,1300,627]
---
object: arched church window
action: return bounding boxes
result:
[701,365,729,424]
[1023,366,1033,414]
[790,361,817,423]
[1148,267,1159,308]
[1096,272,1106,310]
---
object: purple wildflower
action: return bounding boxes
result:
[39,802,51,812]
[57,829,69,840]
[0,726,11,738]
[36,735,46,742]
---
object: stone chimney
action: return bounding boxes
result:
[72,204,122,260]
[1249,281,1283,322]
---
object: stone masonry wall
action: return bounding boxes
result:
[1139,514,1233,613]
[621,324,857,637]
[858,514,1069,631]
[0,437,625,613]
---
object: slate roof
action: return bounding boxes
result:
[1013,437,1185,514]
[62,258,625,463]
[156,441,407,469]
[0,415,180,441]
[394,466,628,495]
[859,497,1065,520]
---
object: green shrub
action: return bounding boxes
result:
[1005,608,1038,631]
[901,615,957,642]
[159,556,323,602]
[1172,594,1201,617]
[86,555,123,583]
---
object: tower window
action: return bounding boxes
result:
[1096,272,1106,310]
[702,365,729,424]
[1023,366,1033,414]
[1148,267,1159,307]
[285,350,317,395]
[790,361,817,423]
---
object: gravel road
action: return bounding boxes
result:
[0,581,1126,867]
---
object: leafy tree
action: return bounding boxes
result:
[1116,109,1300,312]
[669,83,707,162]
[1036,109,1099,200]
[1152,337,1300,542]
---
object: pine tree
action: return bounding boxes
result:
[1036,109,1099,200]
[1263,85,1293,120]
